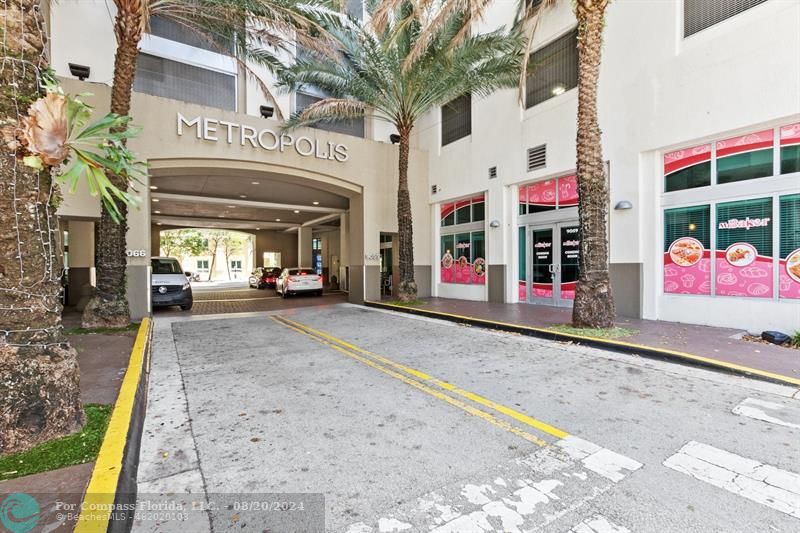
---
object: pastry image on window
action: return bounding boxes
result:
[441,251,454,268]
[473,258,485,276]
[725,243,757,267]
[668,237,703,267]
[787,249,800,283]
[458,255,468,268]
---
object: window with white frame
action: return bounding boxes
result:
[662,121,800,301]
[196,259,209,272]
[440,195,486,285]
[230,259,242,272]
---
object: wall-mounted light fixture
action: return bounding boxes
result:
[551,84,566,96]
[259,105,274,119]
[389,134,401,144]
[68,63,90,81]
[614,200,633,210]
[489,219,501,228]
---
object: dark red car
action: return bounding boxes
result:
[248,267,282,289]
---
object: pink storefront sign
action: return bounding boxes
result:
[454,259,472,284]
[780,123,800,146]
[560,282,576,300]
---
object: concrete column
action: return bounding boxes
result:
[340,213,350,291]
[66,220,95,308]
[297,226,313,267]
[126,185,152,320]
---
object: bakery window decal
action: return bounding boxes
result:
[779,193,800,299]
[715,198,773,299]
[663,205,711,295]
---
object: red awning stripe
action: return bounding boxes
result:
[780,123,800,146]
[664,144,712,175]
[716,130,773,158]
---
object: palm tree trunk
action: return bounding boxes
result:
[81,2,143,328]
[0,0,83,454]
[396,126,417,301]
[571,0,615,328]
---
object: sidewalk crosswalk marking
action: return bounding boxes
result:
[733,397,800,429]
[570,514,631,533]
[664,441,800,519]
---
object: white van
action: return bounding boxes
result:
[151,257,193,310]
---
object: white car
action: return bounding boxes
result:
[151,257,193,310]
[276,268,323,297]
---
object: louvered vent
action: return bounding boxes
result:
[683,0,768,38]
[488,166,498,180]
[431,184,439,194]
[527,145,546,172]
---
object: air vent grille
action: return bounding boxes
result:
[527,144,546,172]
[431,184,439,194]
[488,166,498,180]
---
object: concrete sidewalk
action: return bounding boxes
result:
[368,298,800,384]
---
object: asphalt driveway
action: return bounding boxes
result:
[133,304,800,532]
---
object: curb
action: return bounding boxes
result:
[75,317,152,533]
[364,301,800,389]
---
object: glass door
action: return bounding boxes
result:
[529,226,555,305]
[556,223,580,306]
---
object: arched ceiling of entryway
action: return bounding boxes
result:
[148,159,358,231]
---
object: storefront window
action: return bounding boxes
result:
[716,130,773,185]
[471,231,486,285]
[441,203,455,227]
[663,144,711,192]
[440,194,486,285]
[518,226,526,300]
[440,234,455,283]
[780,123,800,175]
[558,175,579,207]
[526,180,557,213]
[715,198,773,298]
[664,205,711,295]
[472,197,485,222]
[780,194,800,299]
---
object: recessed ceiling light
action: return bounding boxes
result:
[152,198,159,202]
[219,215,225,218]
[156,222,162,226]
[312,201,319,205]
[251,181,260,185]
[149,185,158,190]
[227,205,236,209]
[154,210,161,214]
[293,210,300,214]
[256,227,261,230]
[240,195,247,199]
[275,218,281,222]
[551,84,566,96]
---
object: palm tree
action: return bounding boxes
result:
[1,0,144,452]
[83,0,341,327]
[279,2,523,300]
[569,0,615,328]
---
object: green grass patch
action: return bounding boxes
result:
[0,404,112,480]
[63,322,140,336]
[547,324,638,339]
[383,299,426,307]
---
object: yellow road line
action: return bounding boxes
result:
[271,316,548,446]
[369,301,800,388]
[273,315,566,442]
[75,318,152,533]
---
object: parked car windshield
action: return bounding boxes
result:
[152,258,183,274]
